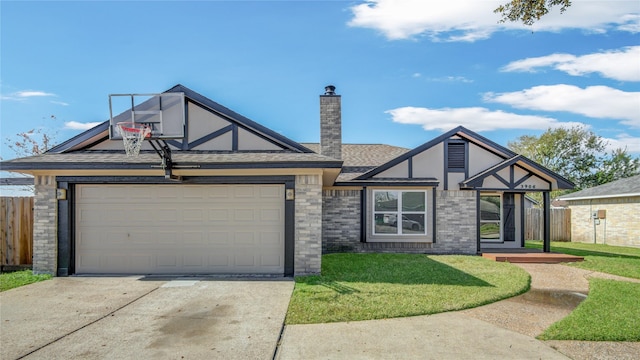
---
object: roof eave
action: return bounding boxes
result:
[560,193,640,201]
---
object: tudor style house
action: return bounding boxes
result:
[0,85,573,276]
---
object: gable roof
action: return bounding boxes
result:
[355,126,517,180]
[49,84,312,154]
[558,174,640,201]
[1,84,343,174]
[352,126,573,190]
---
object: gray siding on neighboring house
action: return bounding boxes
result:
[322,189,361,253]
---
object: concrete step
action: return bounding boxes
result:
[481,253,584,263]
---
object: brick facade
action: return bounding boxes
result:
[568,196,640,247]
[322,189,361,252]
[321,189,478,254]
[432,190,477,254]
[294,174,323,274]
[32,175,57,275]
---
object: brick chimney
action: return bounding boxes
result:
[320,85,341,160]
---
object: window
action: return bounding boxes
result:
[480,194,502,241]
[373,190,427,235]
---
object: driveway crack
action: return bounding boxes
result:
[15,286,160,360]
[271,321,287,360]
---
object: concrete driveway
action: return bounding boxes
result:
[0,276,294,360]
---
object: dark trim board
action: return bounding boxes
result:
[2,160,342,171]
[432,187,437,244]
[476,192,481,253]
[360,187,367,242]
[520,194,525,247]
[57,181,72,276]
[56,176,296,277]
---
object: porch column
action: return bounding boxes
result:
[543,191,551,253]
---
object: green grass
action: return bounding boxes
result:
[526,241,640,279]
[539,279,640,341]
[286,253,530,324]
[0,270,52,292]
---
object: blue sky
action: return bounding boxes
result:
[1,0,639,166]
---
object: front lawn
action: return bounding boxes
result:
[539,279,640,341]
[526,241,640,279]
[286,253,529,324]
[0,270,52,292]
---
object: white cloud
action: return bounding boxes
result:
[50,100,69,106]
[1,90,56,101]
[502,46,640,82]
[64,121,102,130]
[604,133,640,153]
[385,106,583,132]
[484,85,640,127]
[427,76,473,83]
[15,91,55,97]
[348,0,640,42]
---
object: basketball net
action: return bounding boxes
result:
[116,122,151,157]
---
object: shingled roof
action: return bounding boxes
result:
[301,143,410,181]
[558,174,640,201]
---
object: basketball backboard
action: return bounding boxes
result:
[109,92,185,140]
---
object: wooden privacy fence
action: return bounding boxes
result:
[1,197,34,266]
[525,208,571,241]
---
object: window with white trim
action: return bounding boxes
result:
[373,190,427,235]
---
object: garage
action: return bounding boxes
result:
[75,184,285,274]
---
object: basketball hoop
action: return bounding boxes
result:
[116,122,151,157]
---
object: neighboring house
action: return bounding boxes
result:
[0,85,573,276]
[557,175,640,248]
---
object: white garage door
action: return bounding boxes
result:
[75,184,285,274]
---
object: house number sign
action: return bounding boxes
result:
[520,184,536,189]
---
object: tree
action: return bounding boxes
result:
[508,126,640,195]
[4,115,57,158]
[2,115,58,192]
[495,0,572,25]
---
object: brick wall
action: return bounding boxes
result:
[320,94,341,160]
[32,175,57,275]
[322,189,361,252]
[294,174,323,274]
[321,189,478,254]
[568,196,640,247]
[433,190,477,254]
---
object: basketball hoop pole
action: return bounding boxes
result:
[148,139,180,181]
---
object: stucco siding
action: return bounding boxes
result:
[412,143,444,186]
[468,143,503,177]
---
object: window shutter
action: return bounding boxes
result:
[448,143,465,169]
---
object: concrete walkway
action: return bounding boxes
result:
[277,264,640,360]
[2,264,638,359]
